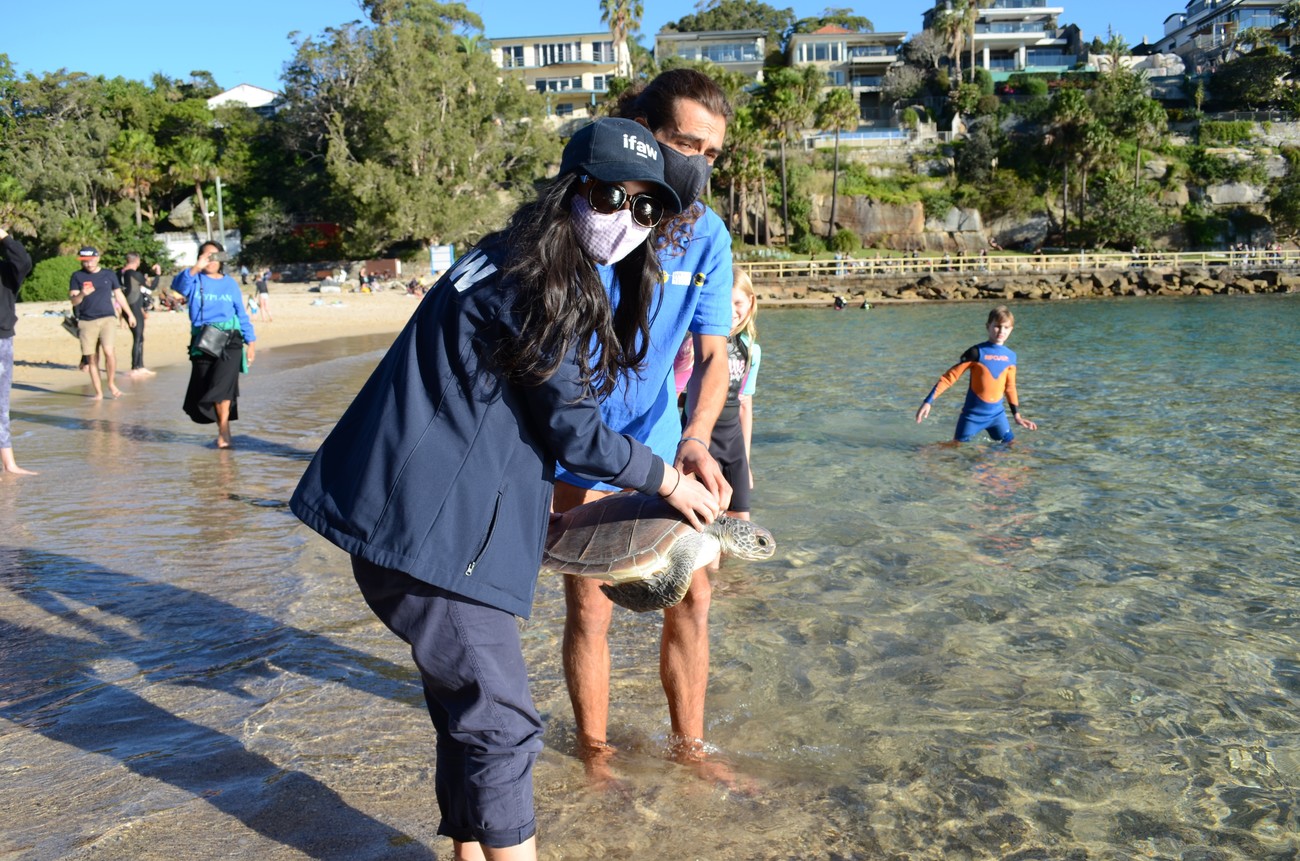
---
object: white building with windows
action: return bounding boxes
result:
[923,1,1083,78]
[654,29,768,83]
[1153,0,1286,69]
[488,32,627,126]
[786,25,907,123]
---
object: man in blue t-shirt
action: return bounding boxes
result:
[69,246,134,399]
[552,69,737,784]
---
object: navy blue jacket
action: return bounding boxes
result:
[290,242,665,618]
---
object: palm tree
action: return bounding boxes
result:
[1048,87,1092,243]
[932,0,967,87]
[1130,98,1166,186]
[717,106,766,243]
[963,0,979,84]
[600,0,644,78]
[107,129,161,227]
[815,87,860,241]
[167,135,219,239]
[0,175,38,238]
[758,66,822,243]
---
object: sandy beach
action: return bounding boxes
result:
[9,283,420,402]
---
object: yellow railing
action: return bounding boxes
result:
[738,249,1300,280]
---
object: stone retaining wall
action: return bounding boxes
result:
[751,266,1300,306]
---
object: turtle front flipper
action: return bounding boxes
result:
[599,535,703,612]
[600,560,694,612]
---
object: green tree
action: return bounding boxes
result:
[282,11,556,255]
[1208,46,1293,109]
[1048,86,1092,241]
[815,87,859,240]
[107,129,161,226]
[0,174,38,237]
[167,135,219,239]
[1084,177,1168,248]
[1129,98,1166,186]
[1268,149,1300,239]
[791,8,873,34]
[757,66,821,243]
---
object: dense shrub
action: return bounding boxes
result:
[829,228,859,253]
[1199,120,1254,146]
[790,231,826,255]
[21,255,80,303]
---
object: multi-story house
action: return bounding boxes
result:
[923,1,1083,78]
[786,25,907,124]
[488,32,627,128]
[1153,0,1285,72]
[653,29,768,83]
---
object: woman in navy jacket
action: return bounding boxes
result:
[291,118,718,860]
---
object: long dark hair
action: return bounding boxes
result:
[616,69,733,255]
[489,173,660,401]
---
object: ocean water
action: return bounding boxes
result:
[1,295,1297,860]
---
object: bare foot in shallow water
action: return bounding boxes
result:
[1,450,37,475]
[668,735,760,796]
[578,740,632,795]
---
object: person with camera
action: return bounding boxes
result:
[170,240,256,449]
[1,226,36,474]
[69,246,135,400]
[118,252,160,377]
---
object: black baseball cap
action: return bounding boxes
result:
[559,118,682,213]
[77,246,100,258]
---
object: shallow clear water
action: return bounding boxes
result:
[2,295,1298,860]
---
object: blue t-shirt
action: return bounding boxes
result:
[69,269,123,320]
[170,269,257,342]
[557,205,733,491]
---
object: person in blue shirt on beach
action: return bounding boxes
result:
[291,118,718,861]
[170,240,256,448]
[552,69,737,784]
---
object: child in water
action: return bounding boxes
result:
[688,266,761,519]
[915,305,1038,442]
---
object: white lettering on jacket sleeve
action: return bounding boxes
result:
[449,249,498,293]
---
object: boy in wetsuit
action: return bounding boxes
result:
[915,305,1038,442]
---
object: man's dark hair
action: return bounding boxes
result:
[486,173,659,401]
[614,68,734,131]
[614,69,733,252]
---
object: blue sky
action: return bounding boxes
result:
[7,0,1165,92]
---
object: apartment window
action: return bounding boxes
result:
[555,103,575,117]
[592,75,609,92]
[798,42,842,63]
[536,42,580,65]
[700,42,761,63]
[827,70,846,86]
[536,77,583,92]
[592,41,616,63]
[501,46,525,68]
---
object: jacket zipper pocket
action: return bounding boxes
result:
[465,489,504,576]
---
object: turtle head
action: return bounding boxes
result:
[714,516,776,561]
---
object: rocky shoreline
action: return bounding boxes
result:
[751,265,1300,306]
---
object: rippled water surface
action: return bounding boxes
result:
[2,295,1298,860]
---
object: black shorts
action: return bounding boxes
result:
[709,416,750,514]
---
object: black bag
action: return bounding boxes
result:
[60,313,79,339]
[190,324,232,358]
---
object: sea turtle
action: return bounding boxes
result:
[541,491,776,612]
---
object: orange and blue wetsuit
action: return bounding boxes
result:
[922,342,1022,442]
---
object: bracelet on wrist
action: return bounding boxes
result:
[660,470,682,498]
[678,436,708,449]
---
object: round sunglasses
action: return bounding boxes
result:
[584,180,667,229]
